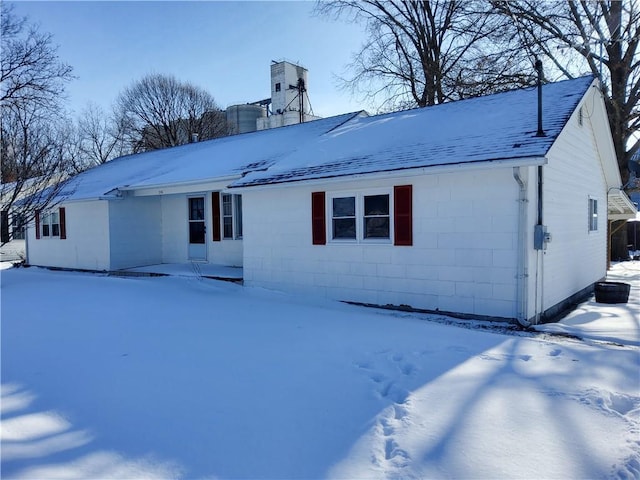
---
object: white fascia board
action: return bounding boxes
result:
[53,195,119,204]
[228,156,548,193]
[121,175,242,197]
[588,81,624,189]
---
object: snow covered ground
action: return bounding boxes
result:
[1,261,638,479]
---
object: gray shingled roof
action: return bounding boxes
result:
[59,112,361,201]
[232,76,595,188]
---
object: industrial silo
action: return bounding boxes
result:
[226,104,266,134]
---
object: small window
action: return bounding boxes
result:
[589,198,598,231]
[363,194,390,239]
[40,211,60,238]
[578,107,583,126]
[332,196,356,239]
[275,82,281,93]
[12,213,25,240]
[222,194,233,239]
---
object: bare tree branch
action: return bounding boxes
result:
[316,0,533,112]
[493,0,640,184]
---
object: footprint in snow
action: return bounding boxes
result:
[354,360,372,370]
[400,362,416,376]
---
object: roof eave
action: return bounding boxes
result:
[229,156,548,192]
[118,174,243,194]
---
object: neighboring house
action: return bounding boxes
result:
[26,76,636,325]
[0,209,26,262]
[1,182,28,262]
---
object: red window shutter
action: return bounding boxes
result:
[35,210,41,239]
[394,185,413,246]
[311,191,326,245]
[211,192,221,241]
[59,207,67,239]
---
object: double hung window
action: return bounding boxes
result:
[330,193,390,242]
[363,195,390,239]
[12,213,25,240]
[222,194,243,240]
[41,211,60,237]
[332,197,356,239]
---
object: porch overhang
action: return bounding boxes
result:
[608,189,637,221]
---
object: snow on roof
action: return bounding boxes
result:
[60,76,594,201]
[60,112,361,201]
[232,76,595,187]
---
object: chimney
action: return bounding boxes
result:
[191,133,199,143]
[535,58,545,137]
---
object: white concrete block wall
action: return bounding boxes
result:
[541,98,608,311]
[27,200,111,271]
[109,196,162,270]
[243,169,521,319]
[161,194,186,263]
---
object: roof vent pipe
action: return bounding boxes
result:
[535,58,545,137]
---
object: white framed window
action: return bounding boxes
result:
[332,196,356,240]
[363,194,390,239]
[329,191,391,243]
[41,211,60,238]
[222,194,233,239]
[589,197,598,232]
[221,193,243,240]
[12,213,25,240]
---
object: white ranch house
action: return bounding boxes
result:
[26,76,636,325]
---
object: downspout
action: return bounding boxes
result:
[513,167,530,327]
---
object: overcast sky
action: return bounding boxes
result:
[9,1,369,118]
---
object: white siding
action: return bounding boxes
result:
[539,95,608,312]
[109,196,162,270]
[27,200,111,271]
[161,193,242,266]
[243,169,520,319]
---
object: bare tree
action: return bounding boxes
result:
[492,0,639,184]
[74,102,128,171]
[1,5,74,246]
[116,73,231,152]
[1,103,73,246]
[317,0,533,111]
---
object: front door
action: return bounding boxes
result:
[188,197,206,261]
